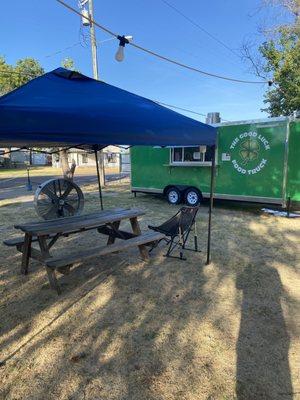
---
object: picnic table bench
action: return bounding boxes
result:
[4,208,165,294]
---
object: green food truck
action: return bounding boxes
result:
[130,116,300,208]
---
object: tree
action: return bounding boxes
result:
[61,58,77,70]
[0,56,79,178]
[0,57,44,96]
[243,0,300,116]
[260,25,300,115]
[0,57,44,165]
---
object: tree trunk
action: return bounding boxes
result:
[3,147,11,167]
[59,149,76,180]
[98,150,105,186]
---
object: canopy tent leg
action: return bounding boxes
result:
[94,149,104,210]
[206,145,216,265]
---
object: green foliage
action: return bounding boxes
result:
[61,58,78,71]
[260,13,300,116]
[0,57,44,96]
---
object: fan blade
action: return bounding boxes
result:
[61,182,74,199]
[58,179,62,197]
[64,203,76,215]
[42,186,59,201]
[37,202,53,214]
[42,205,59,220]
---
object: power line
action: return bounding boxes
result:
[156,101,206,117]
[156,101,230,121]
[45,42,82,58]
[159,0,241,59]
[44,37,115,58]
[56,0,270,85]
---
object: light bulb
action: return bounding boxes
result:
[81,8,90,26]
[115,45,125,62]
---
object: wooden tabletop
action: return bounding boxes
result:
[15,208,145,236]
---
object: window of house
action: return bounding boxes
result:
[107,153,118,163]
[170,146,213,165]
[81,153,88,164]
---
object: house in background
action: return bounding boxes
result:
[0,148,50,166]
[52,146,122,170]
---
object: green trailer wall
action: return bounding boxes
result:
[286,121,300,203]
[131,118,300,205]
[131,145,212,194]
[216,119,287,202]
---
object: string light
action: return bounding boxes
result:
[115,35,133,62]
[56,0,272,86]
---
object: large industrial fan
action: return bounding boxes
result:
[34,178,84,220]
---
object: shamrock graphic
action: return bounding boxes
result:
[239,138,260,165]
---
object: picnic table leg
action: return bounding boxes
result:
[130,217,149,261]
[38,236,61,295]
[107,221,121,245]
[21,233,32,275]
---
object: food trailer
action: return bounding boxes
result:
[131,116,300,208]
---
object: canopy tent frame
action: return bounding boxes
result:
[206,144,216,265]
[1,143,216,264]
[0,67,217,264]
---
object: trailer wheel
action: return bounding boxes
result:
[166,187,181,205]
[184,188,201,206]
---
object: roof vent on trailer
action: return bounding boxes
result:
[293,110,300,119]
[206,112,221,124]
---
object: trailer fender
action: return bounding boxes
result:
[163,185,190,196]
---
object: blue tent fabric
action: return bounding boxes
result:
[0,68,216,147]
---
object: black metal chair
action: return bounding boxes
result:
[148,206,200,260]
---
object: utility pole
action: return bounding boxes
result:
[88,0,99,80]
[81,0,105,185]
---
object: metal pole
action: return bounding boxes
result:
[206,145,216,265]
[26,166,32,191]
[88,0,99,80]
[94,149,104,210]
[287,196,291,218]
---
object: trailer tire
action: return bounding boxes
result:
[166,187,182,205]
[184,188,201,206]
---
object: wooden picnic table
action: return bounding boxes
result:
[4,208,165,294]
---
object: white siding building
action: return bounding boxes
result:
[52,146,121,169]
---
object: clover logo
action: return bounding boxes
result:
[239,138,260,165]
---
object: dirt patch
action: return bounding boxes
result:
[0,181,299,400]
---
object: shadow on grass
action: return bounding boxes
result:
[236,263,293,399]
[0,188,299,399]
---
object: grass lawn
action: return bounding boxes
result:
[0,165,120,178]
[0,179,299,400]
[0,166,58,177]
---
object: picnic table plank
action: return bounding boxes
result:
[15,209,145,236]
[46,231,165,269]
[3,233,57,247]
[14,208,127,229]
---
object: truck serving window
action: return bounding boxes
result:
[170,146,213,165]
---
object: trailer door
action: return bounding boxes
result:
[216,120,287,203]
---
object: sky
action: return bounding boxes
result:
[1,0,288,123]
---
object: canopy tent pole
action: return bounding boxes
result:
[94,148,104,210]
[206,144,216,265]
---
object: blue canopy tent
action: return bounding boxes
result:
[0,68,217,263]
